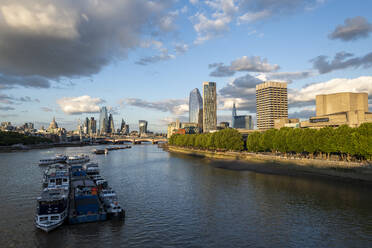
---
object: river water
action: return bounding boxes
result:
[0,145,371,248]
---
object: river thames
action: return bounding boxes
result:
[0,145,371,247]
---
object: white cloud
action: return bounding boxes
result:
[57,95,104,115]
[238,10,270,24]
[289,76,372,103]
[122,98,189,115]
[192,12,231,44]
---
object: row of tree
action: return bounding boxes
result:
[0,131,52,146]
[246,123,372,161]
[169,128,244,151]
[169,123,372,161]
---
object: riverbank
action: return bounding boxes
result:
[165,145,372,185]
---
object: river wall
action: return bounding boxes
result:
[165,145,372,184]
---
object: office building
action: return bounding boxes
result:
[301,92,372,128]
[203,82,217,133]
[99,106,108,134]
[139,120,148,135]
[189,88,203,129]
[256,81,288,130]
[167,121,199,138]
[108,114,115,134]
[232,103,253,129]
[89,117,97,135]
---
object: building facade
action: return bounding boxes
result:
[232,103,253,129]
[89,117,97,135]
[301,92,372,128]
[256,81,288,130]
[139,120,148,135]
[99,106,108,135]
[108,114,115,134]
[203,82,217,133]
[189,88,203,129]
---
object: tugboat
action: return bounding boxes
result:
[99,189,125,219]
[35,188,69,232]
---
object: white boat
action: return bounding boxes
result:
[99,189,124,218]
[43,164,69,190]
[35,188,69,232]
[39,154,67,166]
[83,162,100,176]
[66,154,90,164]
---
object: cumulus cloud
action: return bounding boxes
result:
[312,51,372,74]
[288,109,315,119]
[122,98,188,115]
[136,48,175,65]
[257,70,316,83]
[219,73,263,112]
[238,10,270,23]
[0,0,173,86]
[329,16,372,41]
[209,56,279,77]
[174,43,189,54]
[289,76,372,104]
[57,95,104,115]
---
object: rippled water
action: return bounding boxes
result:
[0,145,371,248]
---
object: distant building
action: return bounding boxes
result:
[301,92,372,128]
[139,120,148,135]
[232,103,253,129]
[89,117,97,135]
[48,117,58,130]
[108,114,115,134]
[274,118,300,129]
[167,121,199,138]
[99,106,108,134]
[203,82,217,133]
[189,88,203,129]
[0,122,14,131]
[219,122,230,129]
[256,81,288,130]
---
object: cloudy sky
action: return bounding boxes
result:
[0,0,371,131]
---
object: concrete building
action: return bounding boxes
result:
[301,92,372,128]
[203,82,217,133]
[274,118,300,129]
[256,81,288,130]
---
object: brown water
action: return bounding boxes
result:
[0,145,371,248]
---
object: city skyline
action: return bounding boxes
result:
[1,1,372,132]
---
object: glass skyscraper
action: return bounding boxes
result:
[189,88,203,129]
[202,82,217,133]
[232,102,253,129]
[139,120,148,135]
[99,106,108,134]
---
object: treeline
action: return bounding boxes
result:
[246,123,372,161]
[169,123,372,161]
[0,131,52,146]
[169,128,244,151]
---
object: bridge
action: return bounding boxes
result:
[103,137,167,144]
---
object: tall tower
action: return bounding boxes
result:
[232,102,237,128]
[202,82,217,133]
[108,113,115,134]
[189,88,203,129]
[99,106,108,135]
[256,81,288,130]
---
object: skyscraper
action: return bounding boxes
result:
[256,81,288,130]
[84,117,89,134]
[202,82,217,133]
[89,117,96,135]
[108,113,115,134]
[189,88,203,129]
[99,106,108,134]
[139,120,148,135]
[232,103,253,129]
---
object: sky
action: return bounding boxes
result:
[0,0,372,132]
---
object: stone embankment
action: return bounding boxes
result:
[165,145,372,184]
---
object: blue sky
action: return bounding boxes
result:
[0,0,372,132]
